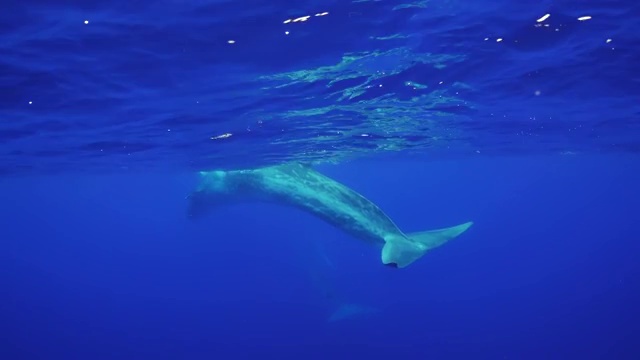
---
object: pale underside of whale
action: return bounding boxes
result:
[188,162,473,268]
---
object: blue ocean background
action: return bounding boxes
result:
[1,0,639,359]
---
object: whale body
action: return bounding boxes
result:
[187,163,473,268]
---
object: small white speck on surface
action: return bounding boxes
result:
[285,31,289,35]
[28,101,32,104]
[227,40,235,44]
[211,133,233,140]
[84,20,89,24]
[536,14,551,22]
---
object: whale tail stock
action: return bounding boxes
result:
[381,221,474,268]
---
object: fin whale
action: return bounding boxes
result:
[187,163,473,268]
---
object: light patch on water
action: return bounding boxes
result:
[405,81,428,90]
[536,14,551,22]
[370,33,410,41]
[211,133,232,140]
[260,47,465,102]
[393,1,429,10]
[283,12,327,24]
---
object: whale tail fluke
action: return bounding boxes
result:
[381,221,473,268]
[407,221,474,252]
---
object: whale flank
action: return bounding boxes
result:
[188,163,473,268]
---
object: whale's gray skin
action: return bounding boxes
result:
[187,163,473,268]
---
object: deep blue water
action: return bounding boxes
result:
[1,0,640,359]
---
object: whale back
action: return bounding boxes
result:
[247,163,404,243]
